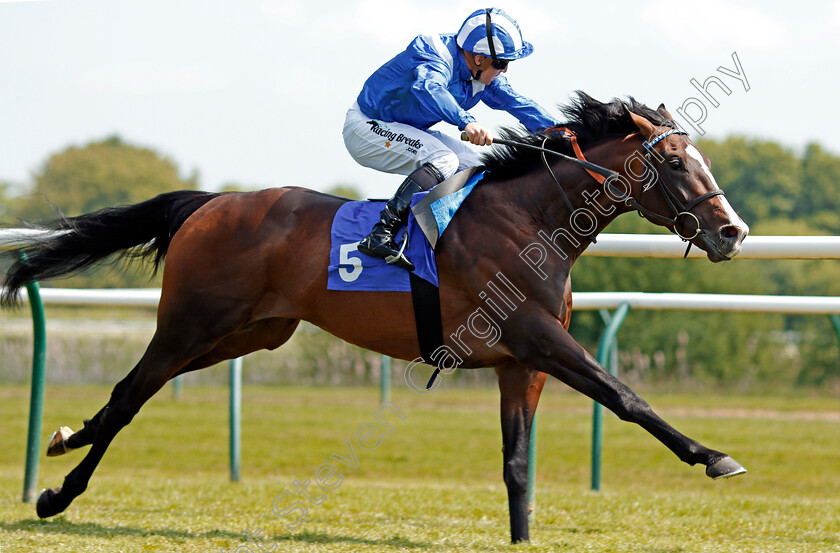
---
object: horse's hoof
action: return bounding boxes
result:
[706,456,747,479]
[36,487,65,518]
[46,426,75,457]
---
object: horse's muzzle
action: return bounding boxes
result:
[704,222,749,262]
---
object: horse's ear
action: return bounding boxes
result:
[657,103,674,119]
[627,109,657,137]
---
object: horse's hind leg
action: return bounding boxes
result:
[47,366,140,456]
[35,315,228,518]
[36,317,301,518]
[45,315,301,457]
[174,318,301,377]
[495,363,546,544]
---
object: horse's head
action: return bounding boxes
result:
[624,105,749,262]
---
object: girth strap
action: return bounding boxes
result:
[408,272,445,389]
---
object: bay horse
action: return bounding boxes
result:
[1,93,749,543]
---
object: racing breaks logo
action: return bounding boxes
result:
[365,121,423,152]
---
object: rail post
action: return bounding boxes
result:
[380,355,391,403]
[591,302,630,491]
[19,252,47,503]
[172,374,183,399]
[830,315,840,375]
[527,414,537,523]
[229,357,242,482]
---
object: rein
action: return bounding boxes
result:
[461,131,618,180]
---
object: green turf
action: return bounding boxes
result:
[1,384,838,552]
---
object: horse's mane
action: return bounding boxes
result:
[480,91,676,181]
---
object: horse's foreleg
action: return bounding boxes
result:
[510,311,745,478]
[495,363,546,544]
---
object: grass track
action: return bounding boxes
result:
[1,384,838,552]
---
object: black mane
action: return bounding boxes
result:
[480,91,676,181]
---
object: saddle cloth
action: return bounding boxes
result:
[327,169,487,292]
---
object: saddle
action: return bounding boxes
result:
[411,167,486,249]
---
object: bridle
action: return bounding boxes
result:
[637,129,725,241]
[536,126,729,257]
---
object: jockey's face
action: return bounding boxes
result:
[472,54,508,85]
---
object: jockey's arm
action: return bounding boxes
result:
[482,75,560,134]
[411,66,494,146]
[411,64,478,131]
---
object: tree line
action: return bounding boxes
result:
[1,135,838,388]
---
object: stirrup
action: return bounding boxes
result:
[384,229,414,270]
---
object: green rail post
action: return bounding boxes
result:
[591,302,630,491]
[229,357,242,482]
[831,314,840,368]
[172,374,183,399]
[527,413,537,523]
[20,252,47,503]
[380,355,391,404]
[830,315,840,380]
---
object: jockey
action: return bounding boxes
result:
[344,7,560,271]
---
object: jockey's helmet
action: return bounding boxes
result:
[456,8,534,61]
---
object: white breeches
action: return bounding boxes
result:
[342,102,481,179]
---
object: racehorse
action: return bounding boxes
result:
[1,93,749,543]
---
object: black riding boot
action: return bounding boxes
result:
[358,163,445,271]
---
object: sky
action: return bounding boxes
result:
[1,0,839,199]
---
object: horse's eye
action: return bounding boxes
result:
[668,158,683,170]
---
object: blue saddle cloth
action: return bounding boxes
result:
[328,194,436,291]
[327,170,486,292]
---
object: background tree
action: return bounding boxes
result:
[17,135,197,220]
[324,183,363,200]
[10,136,198,289]
[796,143,840,233]
[696,136,802,225]
[0,181,13,224]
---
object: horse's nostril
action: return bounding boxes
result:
[721,225,739,239]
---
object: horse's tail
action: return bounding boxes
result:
[1,190,222,307]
